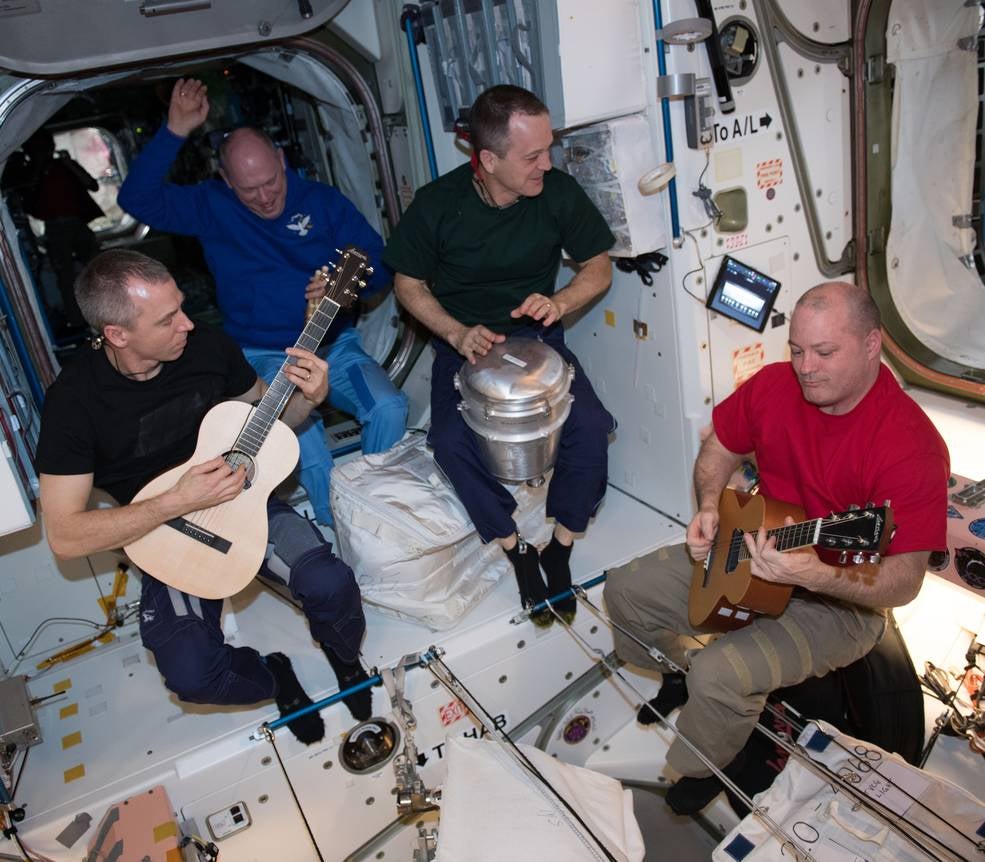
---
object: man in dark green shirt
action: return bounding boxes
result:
[383,85,615,625]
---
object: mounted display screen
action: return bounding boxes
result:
[706,255,781,332]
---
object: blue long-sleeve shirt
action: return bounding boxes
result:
[118,126,392,350]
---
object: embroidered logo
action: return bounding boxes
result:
[287,212,313,237]
[141,609,155,624]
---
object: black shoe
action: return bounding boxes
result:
[638,672,688,726]
[322,645,373,721]
[665,752,745,816]
[264,652,325,745]
[666,774,724,816]
[505,537,552,627]
[540,535,576,623]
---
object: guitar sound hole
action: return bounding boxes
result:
[224,450,256,489]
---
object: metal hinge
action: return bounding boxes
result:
[863,54,885,84]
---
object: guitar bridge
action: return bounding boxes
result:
[165,517,232,554]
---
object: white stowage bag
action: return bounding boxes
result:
[437,737,645,862]
[713,719,985,862]
[330,434,551,629]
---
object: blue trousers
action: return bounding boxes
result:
[428,324,614,543]
[244,326,408,525]
[138,498,366,705]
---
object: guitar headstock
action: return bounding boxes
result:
[818,504,895,565]
[321,245,371,310]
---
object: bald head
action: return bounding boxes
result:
[218,127,288,219]
[794,281,881,338]
[789,281,883,415]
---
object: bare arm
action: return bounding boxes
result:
[511,251,613,326]
[394,272,504,363]
[41,462,246,559]
[745,529,928,609]
[686,430,745,560]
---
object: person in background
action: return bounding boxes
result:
[118,78,408,526]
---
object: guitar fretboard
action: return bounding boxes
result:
[235,298,342,458]
[731,519,822,563]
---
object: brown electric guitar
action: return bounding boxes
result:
[689,489,894,632]
[124,246,369,600]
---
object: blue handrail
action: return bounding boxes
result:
[404,14,439,182]
[652,0,681,240]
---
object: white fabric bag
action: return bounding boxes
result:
[713,719,985,862]
[437,737,645,861]
[330,434,551,629]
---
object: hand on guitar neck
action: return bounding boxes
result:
[688,489,894,632]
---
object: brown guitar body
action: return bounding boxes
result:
[688,490,802,632]
[124,401,300,600]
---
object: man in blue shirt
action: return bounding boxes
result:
[118,78,407,525]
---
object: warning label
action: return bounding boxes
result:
[725,232,749,252]
[756,159,784,189]
[733,343,765,387]
[438,699,469,727]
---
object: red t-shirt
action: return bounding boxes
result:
[712,363,950,556]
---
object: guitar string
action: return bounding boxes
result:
[182,270,356,535]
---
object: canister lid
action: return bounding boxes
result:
[458,338,568,404]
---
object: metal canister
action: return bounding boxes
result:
[454,338,574,483]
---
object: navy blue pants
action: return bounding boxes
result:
[138,498,365,706]
[428,324,614,543]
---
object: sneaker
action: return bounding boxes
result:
[322,645,373,721]
[540,535,576,623]
[637,672,688,726]
[264,652,325,745]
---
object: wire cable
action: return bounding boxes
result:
[426,653,619,862]
[262,729,325,862]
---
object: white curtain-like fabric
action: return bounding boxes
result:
[713,719,985,861]
[330,434,553,630]
[438,737,646,862]
[885,0,985,367]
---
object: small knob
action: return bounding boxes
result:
[852,552,865,565]
[838,551,848,564]
[365,266,375,276]
[869,553,881,564]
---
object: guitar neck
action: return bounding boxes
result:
[735,519,821,562]
[234,297,342,457]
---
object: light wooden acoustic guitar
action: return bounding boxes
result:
[689,488,894,632]
[125,245,369,599]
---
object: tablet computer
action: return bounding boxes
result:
[706,256,781,332]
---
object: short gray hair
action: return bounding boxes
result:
[795,281,881,335]
[76,249,172,331]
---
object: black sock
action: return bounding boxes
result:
[264,652,325,745]
[504,538,548,607]
[540,535,576,616]
[638,672,688,726]
[322,645,373,722]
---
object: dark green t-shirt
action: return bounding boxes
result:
[383,164,614,333]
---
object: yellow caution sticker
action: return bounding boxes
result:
[63,764,85,783]
[59,703,79,720]
[52,678,72,693]
[153,821,179,842]
[61,731,82,750]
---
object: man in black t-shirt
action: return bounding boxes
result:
[36,249,372,744]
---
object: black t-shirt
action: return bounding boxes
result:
[36,329,257,504]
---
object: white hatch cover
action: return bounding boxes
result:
[0,0,350,77]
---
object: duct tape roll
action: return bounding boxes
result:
[638,163,677,194]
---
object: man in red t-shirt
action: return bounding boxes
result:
[604,281,949,815]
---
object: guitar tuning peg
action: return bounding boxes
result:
[865,501,874,509]
[839,551,848,564]
[365,266,374,276]
[851,552,865,565]
[883,499,891,507]
[335,248,344,255]
[357,279,366,288]
[848,504,860,510]
[869,553,881,565]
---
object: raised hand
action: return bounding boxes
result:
[167,78,210,138]
[511,292,564,327]
[448,324,505,364]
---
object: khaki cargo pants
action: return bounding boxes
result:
[603,543,887,777]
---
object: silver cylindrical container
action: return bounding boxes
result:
[454,338,574,483]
